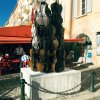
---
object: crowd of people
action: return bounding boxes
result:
[0,44,31,69]
[14,45,30,68]
[0,43,76,73]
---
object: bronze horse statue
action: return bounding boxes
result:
[31,0,64,72]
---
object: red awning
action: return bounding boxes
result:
[0,25,32,44]
[64,38,84,42]
[0,36,31,44]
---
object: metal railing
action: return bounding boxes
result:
[20,70,100,100]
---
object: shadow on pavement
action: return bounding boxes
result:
[80,67,100,92]
[0,74,20,97]
[0,97,13,100]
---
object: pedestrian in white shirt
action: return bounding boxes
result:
[21,52,30,67]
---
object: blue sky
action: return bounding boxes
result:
[0,0,17,26]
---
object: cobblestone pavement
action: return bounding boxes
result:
[0,72,29,100]
[0,73,20,100]
[0,64,100,100]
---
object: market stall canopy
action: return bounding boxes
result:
[0,25,32,44]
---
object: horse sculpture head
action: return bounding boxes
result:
[31,0,50,50]
[35,0,49,27]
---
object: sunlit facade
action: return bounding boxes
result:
[5,0,33,26]
[5,0,100,66]
[47,0,100,66]
[71,0,100,66]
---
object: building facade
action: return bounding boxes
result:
[60,0,100,66]
[5,0,100,66]
[44,0,100,66]
[6,0,33,26]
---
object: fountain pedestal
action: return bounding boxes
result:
[21,67,81,100]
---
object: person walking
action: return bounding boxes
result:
[20,52,30,68]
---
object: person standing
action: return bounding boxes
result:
[21,52,30,68]
[14,45,25,59]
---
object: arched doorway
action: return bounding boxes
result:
[76,33,92,63]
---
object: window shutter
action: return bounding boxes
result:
[81,0,87,15]
[87,0,92,13]
[73,0,77,18]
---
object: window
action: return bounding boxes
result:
[73,0,92,18]
[82,0,86,15]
